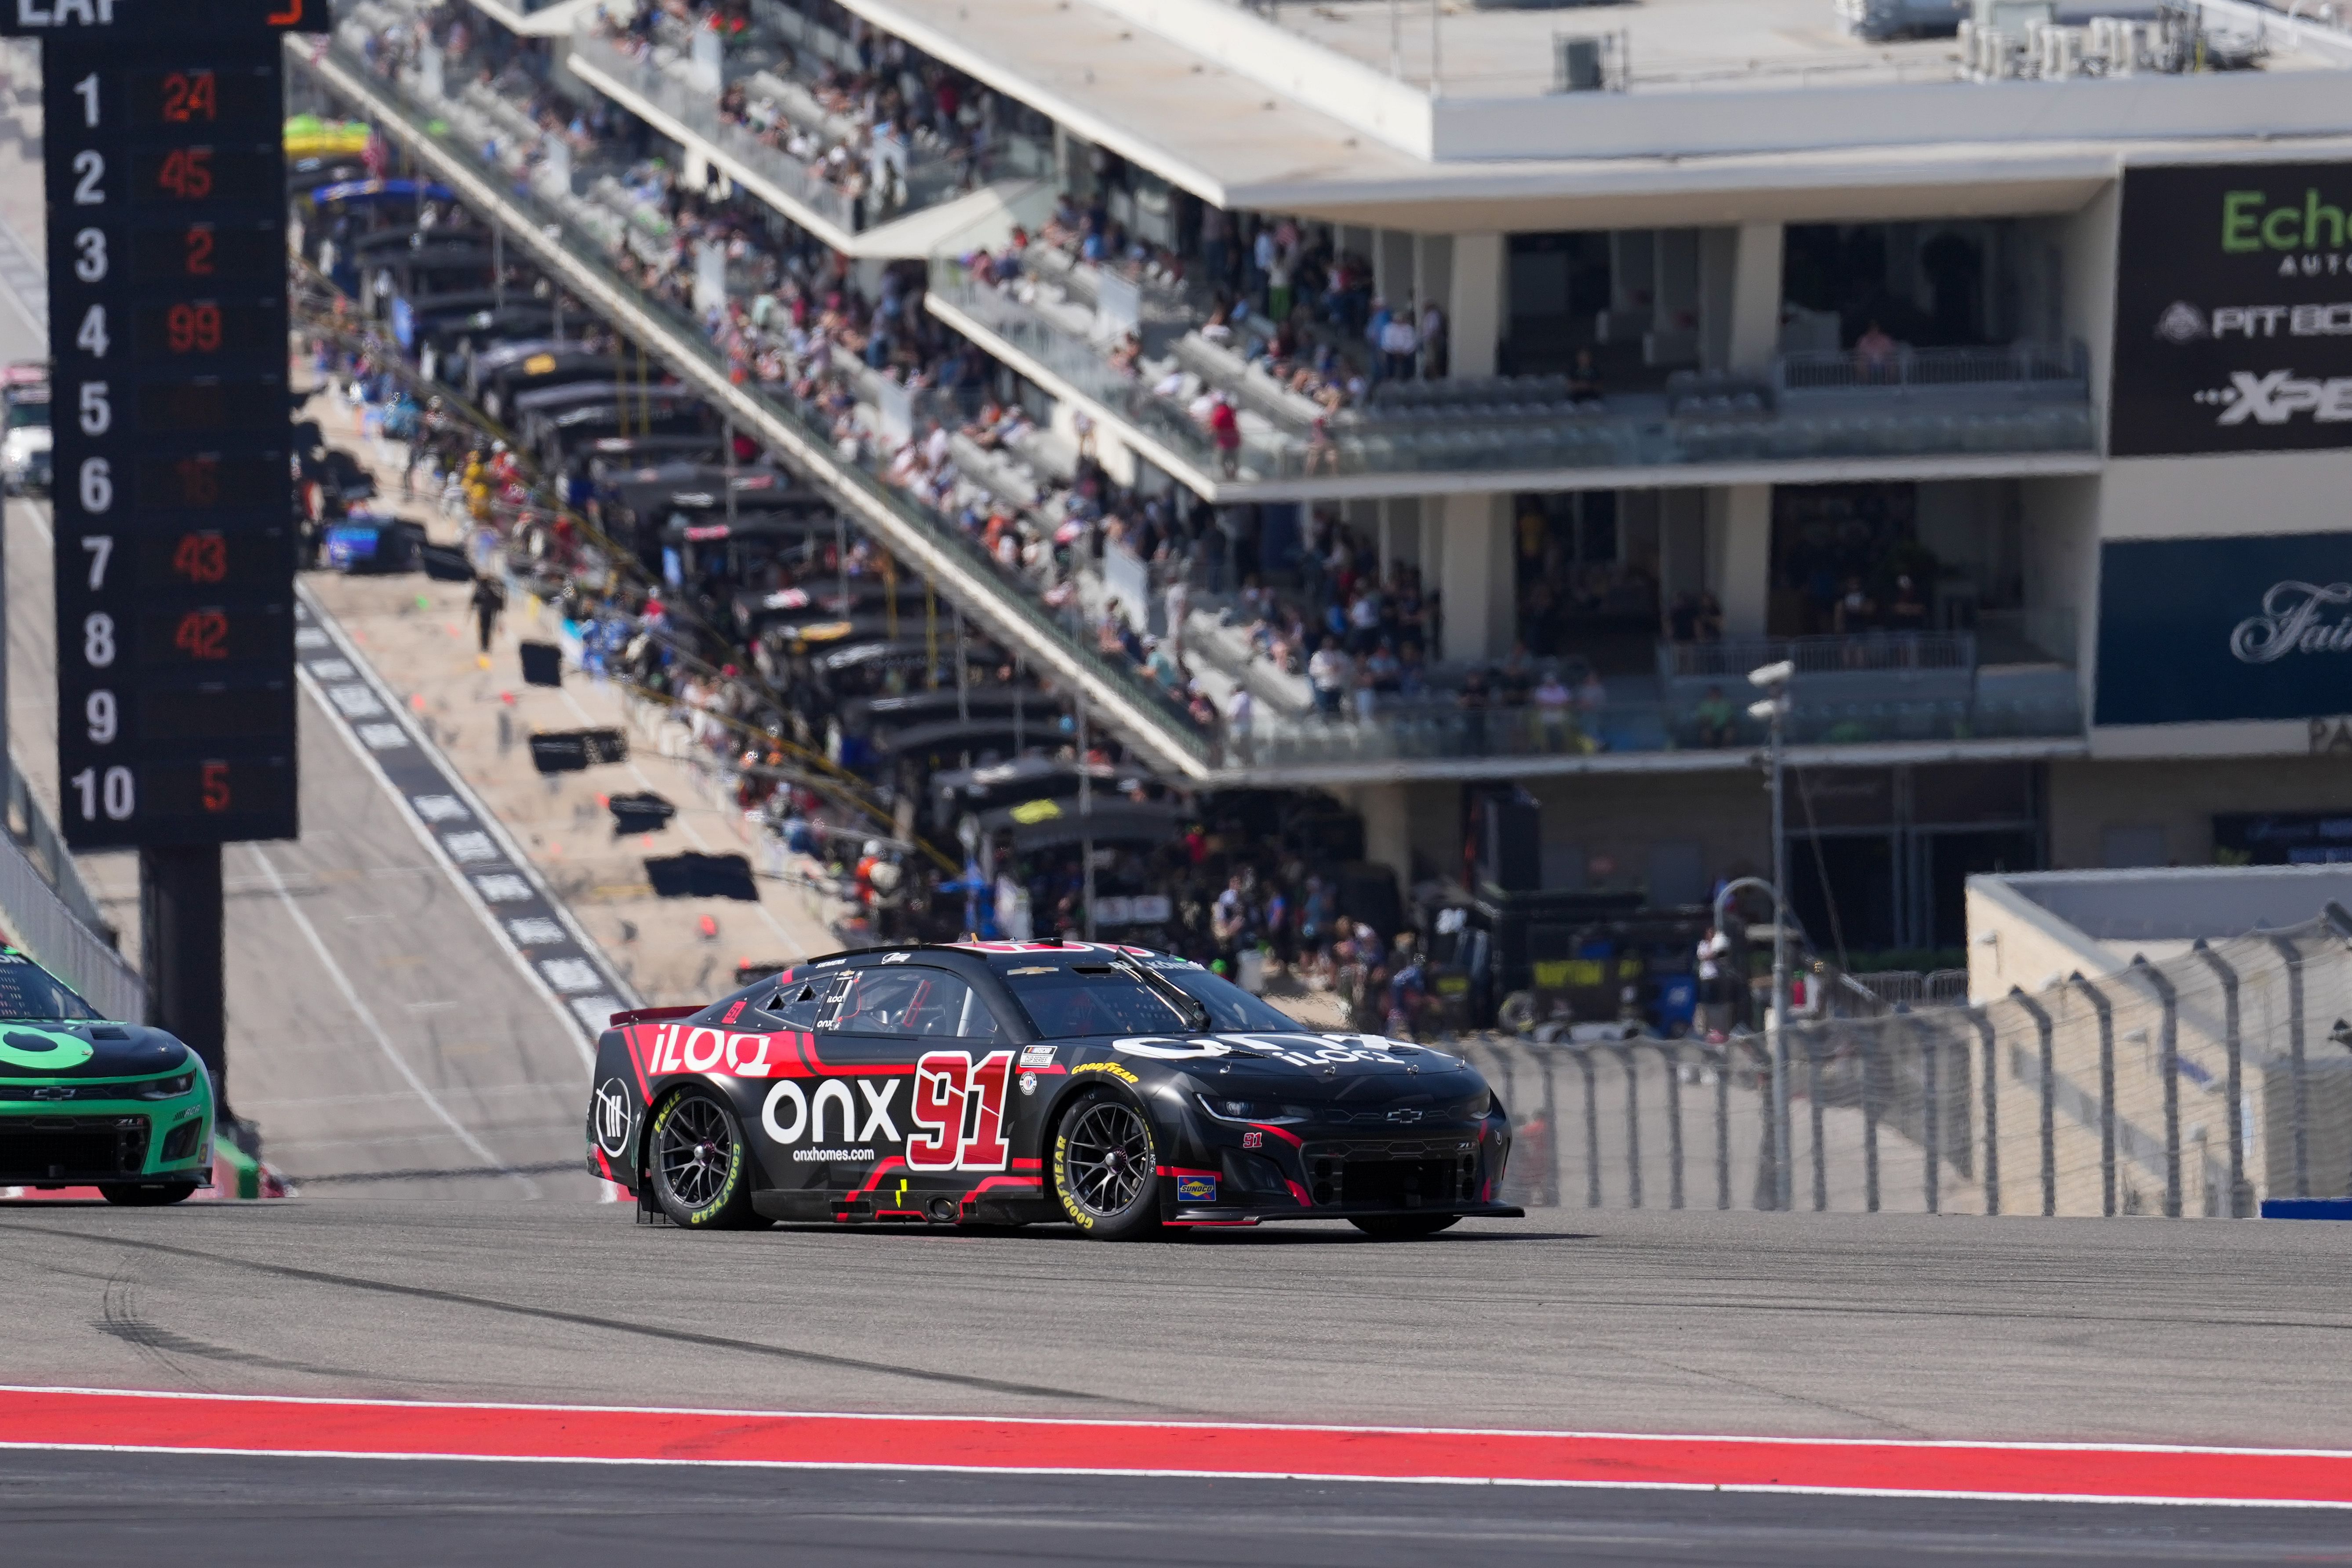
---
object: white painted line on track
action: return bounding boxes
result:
[246,843,541,1199]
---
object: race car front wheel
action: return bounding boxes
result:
[648,1088,763,1230]
[1051,1088,1162,1241]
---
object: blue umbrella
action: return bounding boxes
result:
[312,178,455,206]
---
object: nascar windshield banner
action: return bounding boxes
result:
[2112,160,2352,457]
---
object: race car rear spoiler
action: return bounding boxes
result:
[608,1004,702,1029]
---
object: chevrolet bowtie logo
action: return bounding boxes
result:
[1386,1107,1423,1124]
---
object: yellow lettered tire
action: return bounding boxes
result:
[1050,1087,1163,1241]
[648,1088,763,1230]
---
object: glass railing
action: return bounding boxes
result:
[929,264,1264,479]
[568,28,963,235]
[1243,684,2084,770]
[934,254,2100,484]
[307,40,1217,770]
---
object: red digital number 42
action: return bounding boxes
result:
[906,1049,1013,1172]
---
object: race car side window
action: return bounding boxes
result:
[771,980,824,1030]
[820,967,999,1039]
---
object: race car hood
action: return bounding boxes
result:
[0,1021,188,1082]
[1103,1031,1475,1083]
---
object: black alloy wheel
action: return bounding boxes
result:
[1052,1089,1161,1241]
[649,1089,762,1229]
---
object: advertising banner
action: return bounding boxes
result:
[2112,161,2352,457]
[2096,533,2352,725]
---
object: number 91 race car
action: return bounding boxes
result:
[586,941,1520,1240]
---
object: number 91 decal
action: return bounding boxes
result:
[907,1049,1013,1172]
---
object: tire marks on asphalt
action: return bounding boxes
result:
[1,1221,1156,1410]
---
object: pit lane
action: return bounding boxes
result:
[6,1202,2352,1564]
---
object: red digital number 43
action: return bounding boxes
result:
[906,1049,1013,1172]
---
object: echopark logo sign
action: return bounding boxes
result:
[2230,581,2352,664]
[2112,162,2352,456]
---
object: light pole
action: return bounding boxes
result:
[1746,658,1794,1212]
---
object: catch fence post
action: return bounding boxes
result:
[1749,1037,1781,1211]
[1807,1024,1829,1212]
[2011,987,2056,1216]
[1575,1044,1601,1208]
[1859,1021,1881,1213]
[1916,1010,1941,1215]
[1615,1044,1643,1210]
[1714,1037,1731,1211]
[1655,1040,1686,1210]
[2267,935,2310,1200]
[2192,939,2245,1217]
[1539,1051,1562,1208]
[1970,1009,1999,1216]
[2128,957,2182,1219]
[2068,972,2118,1216]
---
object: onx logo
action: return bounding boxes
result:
[591,1077,633,1158]
[757,1050,1016,1173]
[762,1077,903,1148]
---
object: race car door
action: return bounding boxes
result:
[810,963,1013,1203]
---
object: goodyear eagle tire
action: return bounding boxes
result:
[648,1088,763,1230]
[1051,1087,1163,1241]
[1349,1215,1460,1240]
[100,1182,200,1206]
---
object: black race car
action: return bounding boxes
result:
[585,940,1520,1240]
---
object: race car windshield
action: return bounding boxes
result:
[1148,963,1301,1032]
[1001,964,1201,1038]
[0,955,101,1020]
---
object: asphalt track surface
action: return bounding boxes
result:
[8,1449,2350,1568]
[9,1204,2352,1562]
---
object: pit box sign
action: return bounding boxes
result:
[2112,161,2352,458]
[2094,532,2352,727]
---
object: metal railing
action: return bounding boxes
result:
[1664,632,1977,680]
[1461,911,2352,1217]
[302,39,1218,776]
[936,259,2098,483]
[0,798,142,1026]
[1774,340,2090,395]
[1241,683,2083,769]
[567,29,865,234]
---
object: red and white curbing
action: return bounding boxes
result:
[4,1388,2350,1508]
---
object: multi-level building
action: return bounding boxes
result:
[314,0,2352,959]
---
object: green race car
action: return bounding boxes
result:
[0,948,213,1204]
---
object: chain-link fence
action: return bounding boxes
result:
[1463,914,2352,1218]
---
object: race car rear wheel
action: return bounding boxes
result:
[99,1182,199,1206]
[648,1088,762,1230]
[1051,1088,1161,1241]
[1349,1215,1460,1240]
